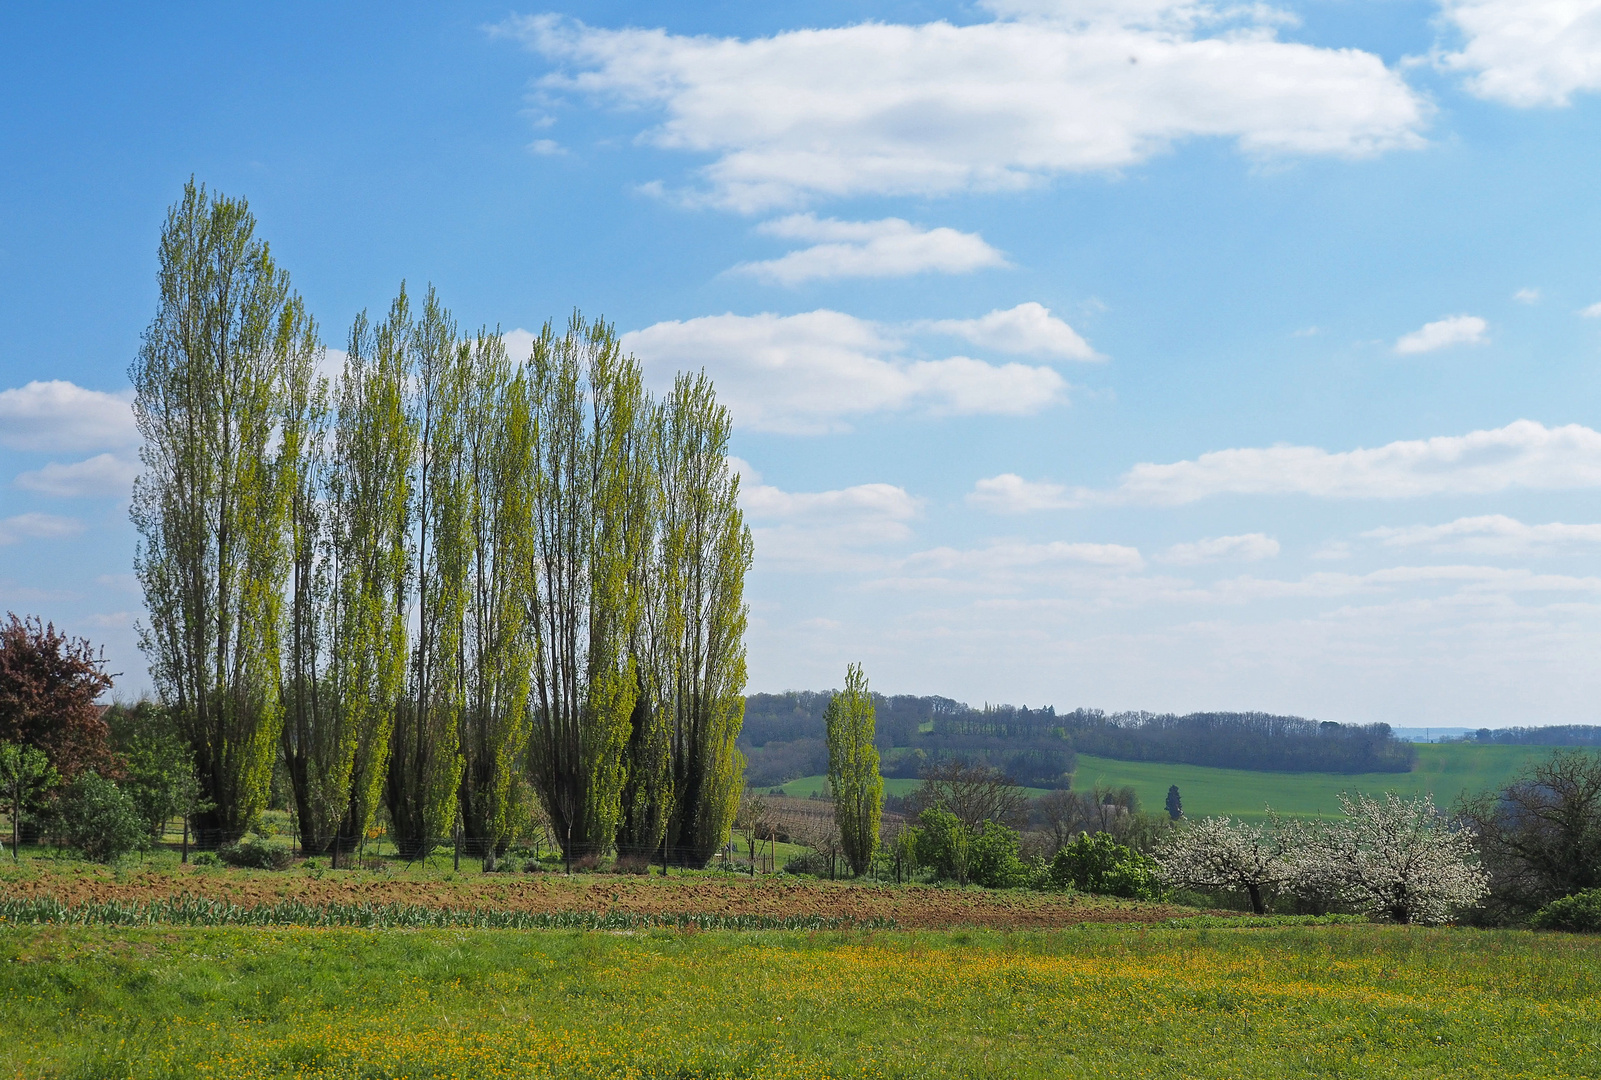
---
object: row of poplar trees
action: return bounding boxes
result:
[130,181,752,866]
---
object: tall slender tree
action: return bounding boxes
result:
[387,287,467,859]
[459,329,536,868]
[524,314,646,859]
[657,372,753,867]
[130,180,300,844]
[827,662,882,876]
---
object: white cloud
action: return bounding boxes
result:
[735,215,1008,284]
[1159,533,1280,564]
[1581,301,1601,318]
[505,8,1427,211]
[14,454,139,498]
[735,458,921,571]
[618,310,1067,433]
[0,381,137,453]
[1092,420,1601,504]
[926,302,1098,360]
[529,138,567,155]
[1513,287,1540,304]
[904,539,1147,577]
[1364,515,1601,556]
[0,513,83,546]
[1394,314,1488,354]
[1437,0,1601,107]
[967,473,1073,513]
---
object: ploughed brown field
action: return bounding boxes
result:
[0,861,1205,929]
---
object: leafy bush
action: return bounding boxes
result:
[55,772,147,863]
[967,821,1032,889]
[1530,889,1601,933]
[1049,832,1164,900]
[218,834,294,870]
[912,806,972,884]
[192,851,219,866]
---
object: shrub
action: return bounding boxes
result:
[218,834,294,870]
[784,851,829,876]
[1050,832,1164,900]
[1531,889,1601,933]
[913,806,972,885]
[968,821,1031,889]
[55,772,147,863]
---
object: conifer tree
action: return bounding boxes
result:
[826,662,882,876]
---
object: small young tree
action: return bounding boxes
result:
[1049,832,1163,900]
[1305,792,1488,924]
[1165,785,1183,821]
[913,805,972,886]
[826,663,882,876]
[1155,816,1289,914]
[0,742,57,859]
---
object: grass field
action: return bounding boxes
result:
[780,743,1563,820]
[1,921,1596,1078]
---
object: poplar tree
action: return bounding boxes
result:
[525,314,645,860]
[827,662,882,876]
[657,373,753,867]
[387,287,467,859]
[278,310,336,852]
[130,180,301,843]
[315,301,415,861]
[459,329,536,868]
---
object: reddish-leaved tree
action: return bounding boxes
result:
[0,614,116,779]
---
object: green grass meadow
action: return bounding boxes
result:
[780,743,1559,820]
[1,922,1596,1078]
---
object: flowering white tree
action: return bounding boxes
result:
[1301,792,1489,925]
[1154,816,1291,914]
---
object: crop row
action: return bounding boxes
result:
[0,895,899,932]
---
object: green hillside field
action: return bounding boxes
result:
[775,743,1570,820]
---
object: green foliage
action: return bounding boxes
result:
[1530,888,1601,933]
[130,180,302,843]
[1166,784,1183,820]
[55,772,147,863]
[117,726,201,839]
[967,820,1032,889]
[912,805,971,885]
[827,662,882,876]
[1050,832,1165,900]
[0,741,57,857]
[217,834,295,870]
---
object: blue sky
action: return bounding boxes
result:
[4,1,1601,724]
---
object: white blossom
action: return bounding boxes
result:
[1154,816,1292,914]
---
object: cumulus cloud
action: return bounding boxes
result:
[902,539,1147,579]
[734,215,1008,284]
[966,473,1073,513]
[1091,420,1601,504]
[0,381,137,453]
[504,7,1427,210]
[1581,301,1601,318]
[0,513,83,546]
[1394,314,1488,354]
[1159,533,1280,564]
[14,454,139,498]
[618,310,1066,433]
[926,302,1098,360]
[1364,515,1601,556]
[1513,287,1541,304]
[1437,0,1601,107]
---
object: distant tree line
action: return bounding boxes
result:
[740,693,1414,788]
[128,180,751,865]
[1457,726,1601,747]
